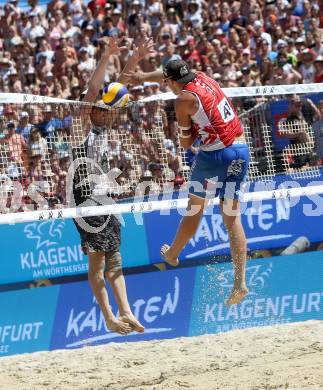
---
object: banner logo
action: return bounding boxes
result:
[20,220,86,279]
[24,221,65,250]
[218,263,272,296]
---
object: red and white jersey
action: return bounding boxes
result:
[183,72,243,150]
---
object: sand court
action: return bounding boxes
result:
[0,320,322,390]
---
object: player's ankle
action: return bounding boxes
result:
[119,310,133,317]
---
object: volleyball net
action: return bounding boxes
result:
[0,83,322,224]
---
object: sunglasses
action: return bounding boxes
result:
[163,71,172,82]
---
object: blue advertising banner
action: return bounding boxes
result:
[144,195,323,262]
[50,267,196,350]
[120,213,150,267]
[189,251,323,336]
[0,215,149,285]
[1,250,322,357]
[0,220,87,285]
[0,286,59,356]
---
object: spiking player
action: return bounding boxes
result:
[132,60,249,305]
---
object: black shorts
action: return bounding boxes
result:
[73,214,121,252]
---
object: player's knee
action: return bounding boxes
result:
[221,199,241,221]
[105,250,122,276]
[186,196,205,216]
[222,213,244,234]
[88,264,104,280]
[88,252,106,277]
[105,269,123,282]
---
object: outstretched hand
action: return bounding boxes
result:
[98,37,127,58]
[133,37,155,60]
[121,70,144,86]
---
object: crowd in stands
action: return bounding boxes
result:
[0,0,322,210]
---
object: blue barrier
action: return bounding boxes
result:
[0,220,87,284]
[50,267,195,349]
[190,251,323,335]
[0,286,59,356]
[144,195,323,262]
[1,251,323,357]
[0,215,149,285]
[1,176,323,285]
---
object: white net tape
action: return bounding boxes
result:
[1,183,323,225]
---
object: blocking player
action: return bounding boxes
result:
[71,38,152,334]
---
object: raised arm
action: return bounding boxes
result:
[134,70,164,84]
[83,38,121,103]
[306,98,321,122]
[70,38,122,146]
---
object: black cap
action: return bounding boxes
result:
[7,121,15,128]
[163,60,196,84]
[162,32,171,40]
[241,66,250,73]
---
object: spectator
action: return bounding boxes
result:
[276,40,298,67]
[64,15,81,42]
[229,3,247,32]
[8,69,22,92]
[160,42,181,66]
[36,39,55,64]
[111,8,125,33]
[146,0,163,38]
[314,55,323,82]
[0,58,13,85]
[16,111,33,141]
[52,44,77,76]
[267,59,302,85]
[186,0,203,29]
[279,95,321,169]
[240,65,261,87]
[285,95,321,127]
[102,16,121,38]
[37,105,62,141]
[0,121,27,166]
[251,21,272,50]
[27,0,44,18]
[299,49,317,83]
[23,14,45,40]
[36,55,53,82]
[78,47,96,72]
[28,127,48,159]
[313,32,323,56]
[52,128,69,160]
[44,72,55,95]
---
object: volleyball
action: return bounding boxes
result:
[102,82,130,107]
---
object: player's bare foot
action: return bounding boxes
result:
[106,318,132,335]
[225,287,249,305]
[119,313,145,333]
[161,244,179,266]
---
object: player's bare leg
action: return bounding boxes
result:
[88,252,132,335]
[221,199,248,305]
[106,269,144,333]
[161,195,206,266]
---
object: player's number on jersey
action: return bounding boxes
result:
[217,97,234,123]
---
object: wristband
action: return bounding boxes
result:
[178,125,192,138]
